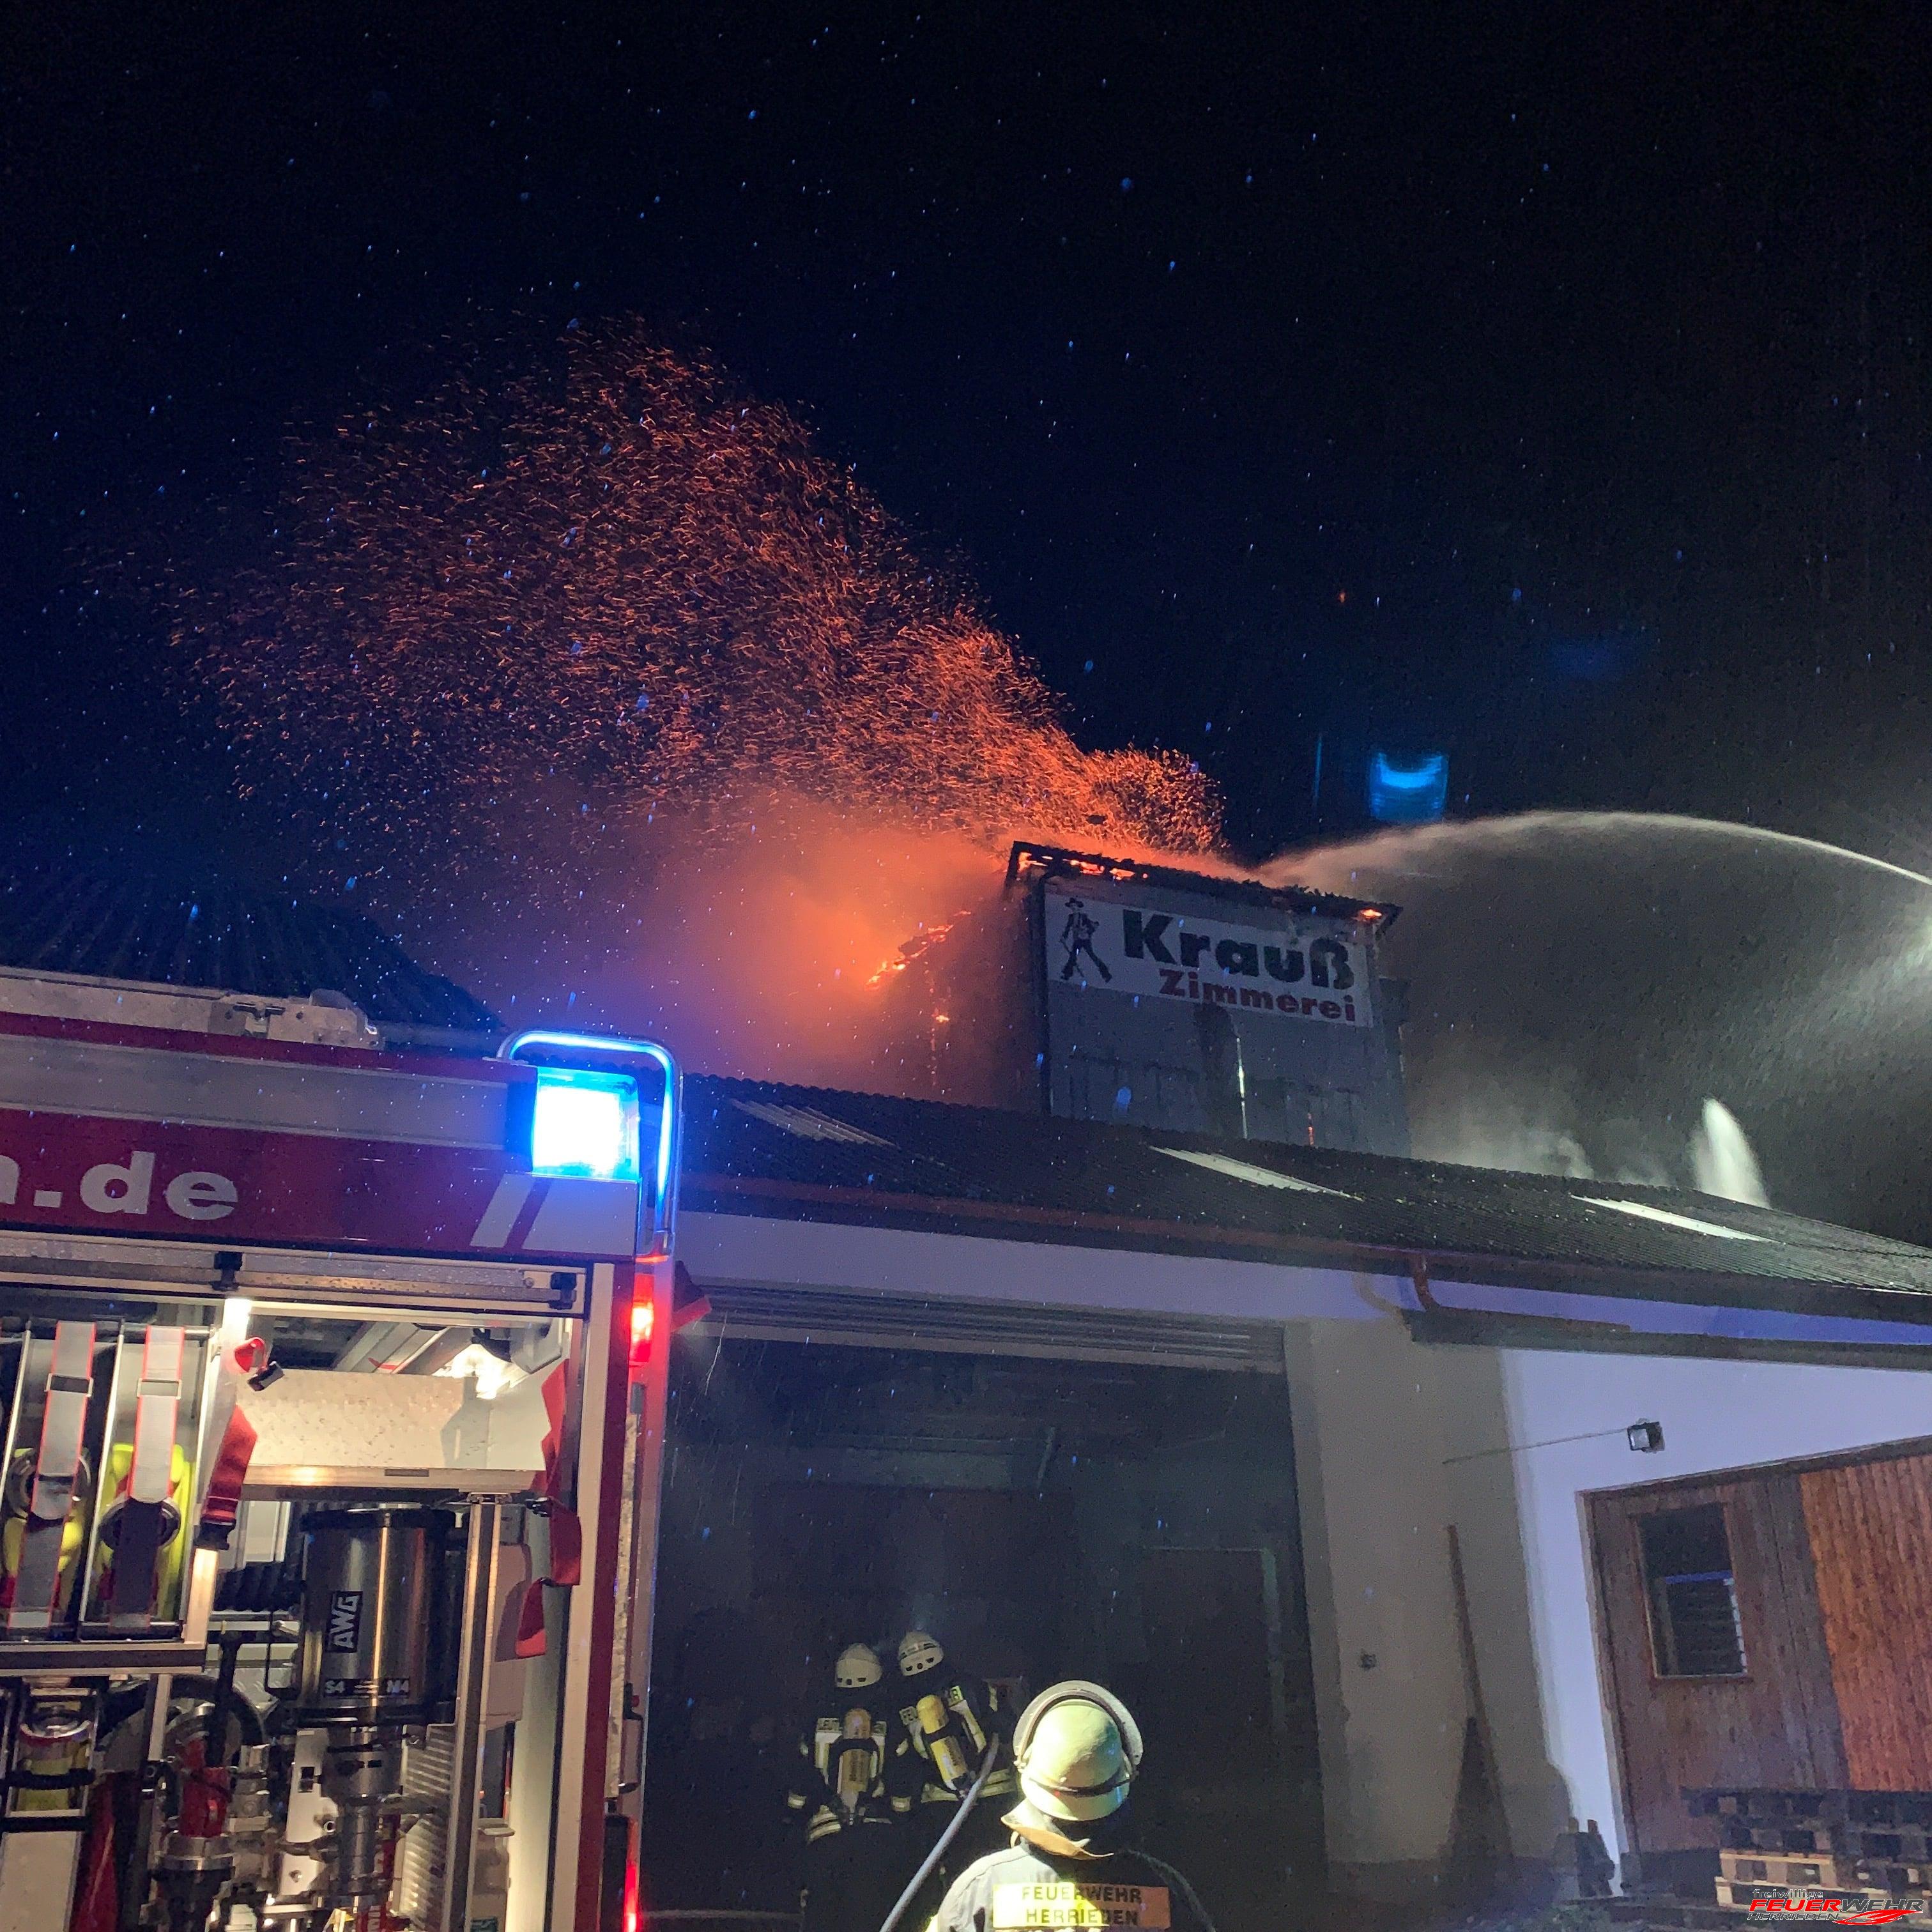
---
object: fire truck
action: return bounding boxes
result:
[0,964,678,1932]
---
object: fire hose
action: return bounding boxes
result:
[875,1738,1000,1932]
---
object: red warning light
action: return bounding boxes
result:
[628,1296,656,1378]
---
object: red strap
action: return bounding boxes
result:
[509,1363,583,1660]
[515,1579,547,1658]
[546,1508,583,1587]
[535,1365,581,1588]
[68,1775,121,1932]
[195,1407,257,1551]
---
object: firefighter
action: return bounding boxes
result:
[890,1629,1016,1899]
[786,1643,907,1932]
[925,1682,1216,1932]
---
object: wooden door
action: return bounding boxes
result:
[1800,1451,1932,1791]
[1589,1472,1847,1856]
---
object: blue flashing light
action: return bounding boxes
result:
[532,1066,641,1182]
[1368,749,1449,824]
[500,1030,680,1251]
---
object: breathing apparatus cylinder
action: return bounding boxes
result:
[914,1694,970,1791]
[834,1708,875,1816]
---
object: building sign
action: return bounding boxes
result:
[1043,888,1375,1029]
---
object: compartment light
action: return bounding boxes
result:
[531,1066,641,1181]
[433,1342,526,1400]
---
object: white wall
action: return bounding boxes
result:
[1285,1305,1471,1896]
[679,1208,1383,1322]
[1284,1312,1932,1894]
[1436,1345,1932,1875]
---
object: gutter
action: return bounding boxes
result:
[680,1169,1932,1333]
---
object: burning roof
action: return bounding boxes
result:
[1005,841,1401,926]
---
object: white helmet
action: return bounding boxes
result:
[834,1643,882,1690]
[1013,1682,1143,1824]
[896,1629,944,1678]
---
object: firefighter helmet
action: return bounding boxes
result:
[896,1629,945,1677]
[834,1643,883,1690]
[1011,1682,1143,1823]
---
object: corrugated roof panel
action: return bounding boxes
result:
[680,1072,1932,1319]
[0,856,498,1033]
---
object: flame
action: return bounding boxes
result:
[866,914,969,989]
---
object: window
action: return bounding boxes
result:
[1575,1195,1767,1243]
[1639,1503,1747,1677]
[1153,1146,1357,1199]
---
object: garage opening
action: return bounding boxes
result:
[640,1328,1321,1931]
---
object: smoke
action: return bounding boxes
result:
[1277,813,1932,1229]
[146,331,1929,1229]
[443,794,1002,1086]
[1409,1078,1768,1201]
[1690,1099,1770,1208]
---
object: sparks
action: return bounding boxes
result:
[168,325,1222,893]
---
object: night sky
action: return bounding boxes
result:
[6,3,1932,1235]
[8,0,1927,858]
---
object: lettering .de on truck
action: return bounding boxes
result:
[0,1146,236,1222]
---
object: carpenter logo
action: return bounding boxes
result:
[1043,887,1374,1029]
[1057,898,1113,985]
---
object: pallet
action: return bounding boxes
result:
[1719,1851,1863,1891]
[1689,1791,1853,1821]
[1848,1798,1932,1832]
[1717,1823,1836,1855]
[1860,1864,1932,1897]
[1689,1790,1932,1866]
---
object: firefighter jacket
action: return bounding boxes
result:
[893,1672,1017,1809]
[786,1698,908,1843]
[927,1841,1214,1932]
